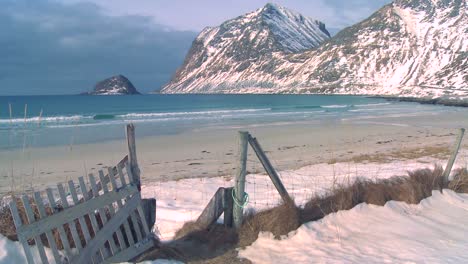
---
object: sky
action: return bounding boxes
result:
[0,0,391,95]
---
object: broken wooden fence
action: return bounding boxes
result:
[194,131,292,230]
[9,124,155,264]
[10,159,154,264]
[195,128,466,231]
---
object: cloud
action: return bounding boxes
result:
[0,0,196,95]
[64,0,392,31]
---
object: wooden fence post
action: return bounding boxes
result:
[442,128,465,184]
[248,135,293,204]
[233,131,249,229]
[126,124,141,191]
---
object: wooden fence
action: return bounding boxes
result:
[193,128,466,230]
[9,124,156,264]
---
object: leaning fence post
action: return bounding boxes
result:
[126,124,141,191]
[248,135,293,204]
[233,131,249,229]
[442,128,465,184]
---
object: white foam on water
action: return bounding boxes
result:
[321,104,350,108]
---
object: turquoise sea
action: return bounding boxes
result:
[0,94,463,150]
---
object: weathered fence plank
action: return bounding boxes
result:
[22,195,49,264]
[86,155,128,200]
[233,131,249,229]
[17,185,138,240]
[33,194,62,263]
[443,128,465,183]
[102,238,154,264]
[127,124,141,190]
[196,187,226,229]
[248,135,293,204]
[125,162,152,235]
[223,187,234,228]
[45,188,73,258]
[117,165,143,242]
[57,184,82,251]
[71,194,142,264]
[67,180,92,244]
[89,174,119,255]
[98,170,127,250]
[108,167,136,246]
[9,200,35,264]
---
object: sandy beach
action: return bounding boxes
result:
[1,109,468,196]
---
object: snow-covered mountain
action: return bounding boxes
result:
[161,0,467,98]
[160,3,331,93]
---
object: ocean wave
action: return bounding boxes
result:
[119,108,271,118]
[0,115,86,124]
[354,102,391,107]
[321,105,350,109]
[93,114,116,120]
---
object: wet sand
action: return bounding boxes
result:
[1,111,468,196]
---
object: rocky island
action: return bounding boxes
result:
[85,75,140,95]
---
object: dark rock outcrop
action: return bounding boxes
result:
[87,75,140,95]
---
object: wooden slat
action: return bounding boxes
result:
[46,188,73,259]
[102,238,154,264]
[87,155,128,200]
[89,174,119,255]
[9,200,35,264]
[68,180,99,264]
[34,193,62,263]
[98,170,127,250]
[223,187,234,227]
[71,194,142,264]
[196,188,226,230]
[79,176,108,260]
[126,124,141,190]
[125,163,151,235]
[28,194,50,264]
[443,128,465,184]
[136,205,150,236]
[17,184,138,241]
[57,184,82,251]
[248,136,293,204]
[67,180,92,244]
[125,163,156,234]
[108,167,136,246]
[117,165,143,242]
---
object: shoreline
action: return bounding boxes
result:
[1,111,468,196]
[370,95,468,108]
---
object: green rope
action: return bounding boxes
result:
[232,188,249,208]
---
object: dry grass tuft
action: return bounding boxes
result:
[301,166,445,222]
[449,168,468,193]
[238,201,300,248]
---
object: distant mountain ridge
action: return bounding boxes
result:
[161,0,467,99]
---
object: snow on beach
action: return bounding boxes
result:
[142,157,453,240]
[240,190,468,263]
[1,156,466,263]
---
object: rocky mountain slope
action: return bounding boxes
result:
[161,0,467,98]
[87,75,140,95]
[160,3,331,93]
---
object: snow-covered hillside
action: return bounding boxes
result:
[161,0,467,98]
[160,3,331,93]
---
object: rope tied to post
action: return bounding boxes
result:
[232,188,249,208]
